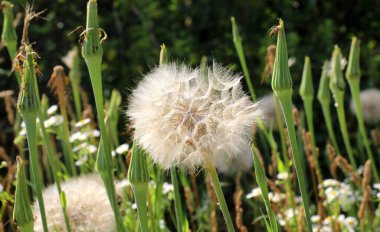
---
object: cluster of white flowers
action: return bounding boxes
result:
[311,215,358,232]
[319,179,357,213]
[128,63,260,171]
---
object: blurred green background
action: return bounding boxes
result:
[1,0,380,121]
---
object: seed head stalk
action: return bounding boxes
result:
[68,47,82,120]
[271,19,313,232]
[160,44,185,232]
[17,48,48,231]
[300,56,323,183]
[329,46,357,171]
[346,37,380,182]
[205,162,236,232]
[317,62,341,154]
[81,1,124,231]
[128,142,150,232]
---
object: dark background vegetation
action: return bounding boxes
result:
[1,0,380,99]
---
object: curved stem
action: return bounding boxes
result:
[206,164,235,232]
[276,90,313,232]
[85,57,125,232]
[349,80,380,182]
[320,102,341,154]
[334,91,357,170]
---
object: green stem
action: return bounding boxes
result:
[23,113,48,232]
[19,221,34,232]
[333,90,358,171]
[303,97,323,182]
[206,164,235,232]
[320,102,341,154]
[349,79,380,182]
[71,80,82,120]
[170,167,184,232]
[85,57,125,232]
[6,42,21,85]
[276,90,313,232]
[61,107,77,176]
[131,183,149,232]
[37,111,72,232]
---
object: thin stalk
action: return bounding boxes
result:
[252,147,278,232]
[277,91,313,232]
[206,164,235,232]
[231,17,256,101]
[349,79,380,181]
[333,90,357,171]
[86,57,125,232]
[23,113,48,232]
[320,103,341,154]
[60,107,77,176]
[274,97,288,161]
[132,184,149,232]
[303,98,323,182]
[170,167,184,232]
[37,110,71,232]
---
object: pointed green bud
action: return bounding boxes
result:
[82,0,103,60]
[17,45,40,116]
[345,37,361,82]
[271,19,293,93]
[1,1,17,49]
[300,56,314,99]
[329,45,345,91]
[128,141,150,185]
[13,157,34,231]
[231,17,242,45]
[317,61,331,104]
[159,44,168,66]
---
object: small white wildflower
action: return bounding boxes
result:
[350,88,380,124]
[321,179,340,188]
[86,129,100,137]
[325,187,339,203]
[127,64,261,170]
[268,192,285,203]
[0,183,3,192]
[376,192,380,199]
[47,105,58,115]
[116,179,130,189]
[159,220,166,229]
[75,155,88,166]
[19,128,27,136]
[70,132,87,143]
[33,174,115,232]
[132,203,137,210]
[112,150,116,157]
[1,161,8,168]
[278,218,286,226]
[116,144,130,155]
[373,183,380,190]
[277,172,289,180]
[44,115,63,128]
[288,57,296,67]
[75,118,91,128]
[344,216,358,231]
[246,187,262,199]
[311,215,320,223]
[162,182,174,194]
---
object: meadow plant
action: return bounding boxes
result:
[271,19,313,232]
[33,174,115,232]
[127,63,261,231]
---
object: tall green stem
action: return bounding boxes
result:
[170,168,184,232]
[276,90,313,232]
[333,91,357,170]
[23,113,48,232]
[206,164,235,232]
[320,103,341,154]
[349,79,380,181]
[86,58,125,232]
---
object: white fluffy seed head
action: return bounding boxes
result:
[350,88,380,124]
[33,174,115,232]
[127,63,261,171]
